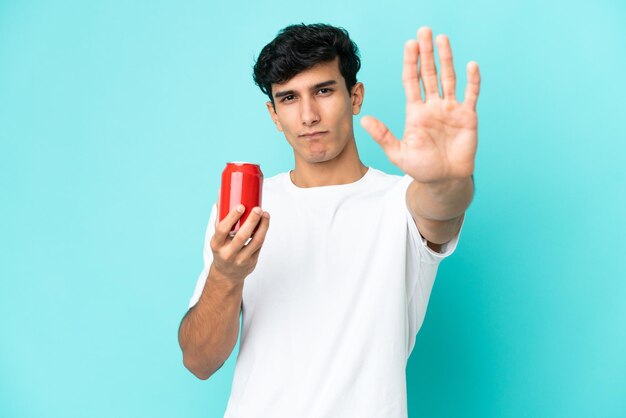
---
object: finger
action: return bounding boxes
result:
[229,206,264,251]
[417,27,440,100]
[402,40,422,103]
[212,204,245,247]
[463,61,481,111]
[435,34,456,101]
[360,116,401,165]
[239,211,270,258]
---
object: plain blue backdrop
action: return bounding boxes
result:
[1,0,625,417]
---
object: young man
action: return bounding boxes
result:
[179,23,480,417]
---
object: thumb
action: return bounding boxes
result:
[360,116,400,162]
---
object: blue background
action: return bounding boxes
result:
[1,0,625,417]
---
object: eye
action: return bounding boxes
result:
[318,88,333,94]
[281,94,296,103]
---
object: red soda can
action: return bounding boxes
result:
[219,162,263,237]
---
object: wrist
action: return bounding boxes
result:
[414,175,473,191]
[208,264,245,293]
[409,176,474,221]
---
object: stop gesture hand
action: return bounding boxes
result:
[361,27,481,185]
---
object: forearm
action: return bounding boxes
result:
[407,175,474,222]
[178,263,244,380]
[405,176,474,246]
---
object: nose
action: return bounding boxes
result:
[300,97,320,126]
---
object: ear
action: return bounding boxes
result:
[350,82,365,115]
[266,101,283,132]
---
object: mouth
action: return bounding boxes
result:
[299,131,328,140]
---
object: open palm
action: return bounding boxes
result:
[361,27,481,184]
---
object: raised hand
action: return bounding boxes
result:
[361,27,481,184]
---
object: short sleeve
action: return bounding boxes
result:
[188,203,218,309]
[406,206,464,264]
[400,174,465,355]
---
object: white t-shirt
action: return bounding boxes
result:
[188,167,463,418]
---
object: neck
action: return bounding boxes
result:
[290,137,368,188]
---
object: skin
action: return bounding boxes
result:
[361,27,480,250]
[266,26,481,250]
[178,205,270,380]
[179,26,481,380]
[266,56,368,188]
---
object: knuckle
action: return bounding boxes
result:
[230,238,244,249]
[219,249,233,262]
[255,230,267,243]
[246,213,261,226]
[256,231,266,241]
[246,242,260,254]
[423,67,437,76]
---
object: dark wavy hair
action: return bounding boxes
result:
[253,23,361,107]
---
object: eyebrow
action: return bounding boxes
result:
[274,80,338,99]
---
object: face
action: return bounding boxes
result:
[266,57,364,166]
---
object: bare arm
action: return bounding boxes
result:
[178,204,270,380]
[178,264,245,380]
[406,176,473,251]
[360,27,480,252]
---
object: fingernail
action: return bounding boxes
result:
[237,204,245,213]
[253,207,262,215]
[263,212,270,219]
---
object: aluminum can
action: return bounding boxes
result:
[219,162,263,237]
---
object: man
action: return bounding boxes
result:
[179,23,480,417]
